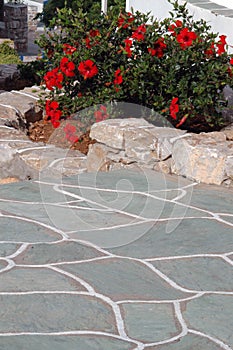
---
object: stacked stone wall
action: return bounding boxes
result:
[4,3,28,52]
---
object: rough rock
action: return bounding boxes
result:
[221,123,233,140]
[0,126,87,180]
[90,118,154,149]
[0,87,42,130]
[124,126,186,163]
[171,132,233,185]
[88,119,186,172]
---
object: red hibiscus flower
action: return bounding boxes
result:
[124,38,133,57]
[148,38,166,58]
[45,100,62,128]
[63,123,79,143]
[168,20,183,36]
[170,97,179,120]
[216,35,227,55]
[94,105,109,123]
[78,60,98,79]
[44,67,63,90]
[60,57,75,77]
[117,12,134,28]
[85,29,100,49]
[205,42,215,56]
[89,29,100,37]
[85,37,91,49]
[132,24,146,41]
[176,28,197,49]
[230,58,233,65]
[63,44,77,55]
[114,68,123,85]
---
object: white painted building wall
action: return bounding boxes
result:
[127,0,233,52]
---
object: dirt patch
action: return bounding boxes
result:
[28,120,96,155]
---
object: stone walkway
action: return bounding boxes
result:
[0,168,233,349]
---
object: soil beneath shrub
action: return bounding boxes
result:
[28,120,96,155]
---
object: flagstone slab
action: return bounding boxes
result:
[120,303,180,342]
[107,218,233,258]
[0,217,62,243]
[0,294,117,333]
[152,257,233,292]
[60,258,192,301]
[0,335,136,350]
[146,333,223,349]
[183,295,233,348]
[14,241,105,265]
[178,185,233,214]
[0,267,86,292]
[0,260,7,270]
[0,243,20,257]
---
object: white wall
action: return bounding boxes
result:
[127,0,233,52]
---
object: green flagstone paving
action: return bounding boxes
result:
[0,169,233,350]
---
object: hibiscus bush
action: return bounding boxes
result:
[35,0,233,132]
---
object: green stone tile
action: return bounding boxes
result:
[0,201,135,231]
[0,335,135,350]
[0,267,86,292]
[121,303,180,342]
[147,333,222,349]
[0,217,61,243]
[0,294,117,333]
[60,258,191,301]
[0,181,43,202]
[61,169,192,192]
[152,257,233,291]
[69,221,154,248]
[180,186,233,214]
[14,241,105,265]
[0,259,7,270]
[107,218,233,258]
[0,243,20,257]
[183,295,233,347]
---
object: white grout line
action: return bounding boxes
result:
[189,329,233,350]
[11,90,40,100]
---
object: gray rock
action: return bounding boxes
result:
[172,132,233,185]
[90,118,153,149]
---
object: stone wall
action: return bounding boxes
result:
[4,3,28,52]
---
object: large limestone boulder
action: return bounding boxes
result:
[88,119,186,171]
[90,118,154,149]
[172,132,233,185]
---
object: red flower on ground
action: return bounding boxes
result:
[45,100,62,128]
[63,123,79,143]
[44,68,63,90]
[176,28,197,49]
[114,68,123,85]
[168,20,183,36]
[216,35,227,55]
[132,24,146,41]
[94,105,109,123]
[148,38,166,58]
[170,97,179,120]
[205,42,215,56]
[78,60,98,79]
[117,12,134,28]
[60,57,75,77]
[63,44,77,55]
[124,38,133,57]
